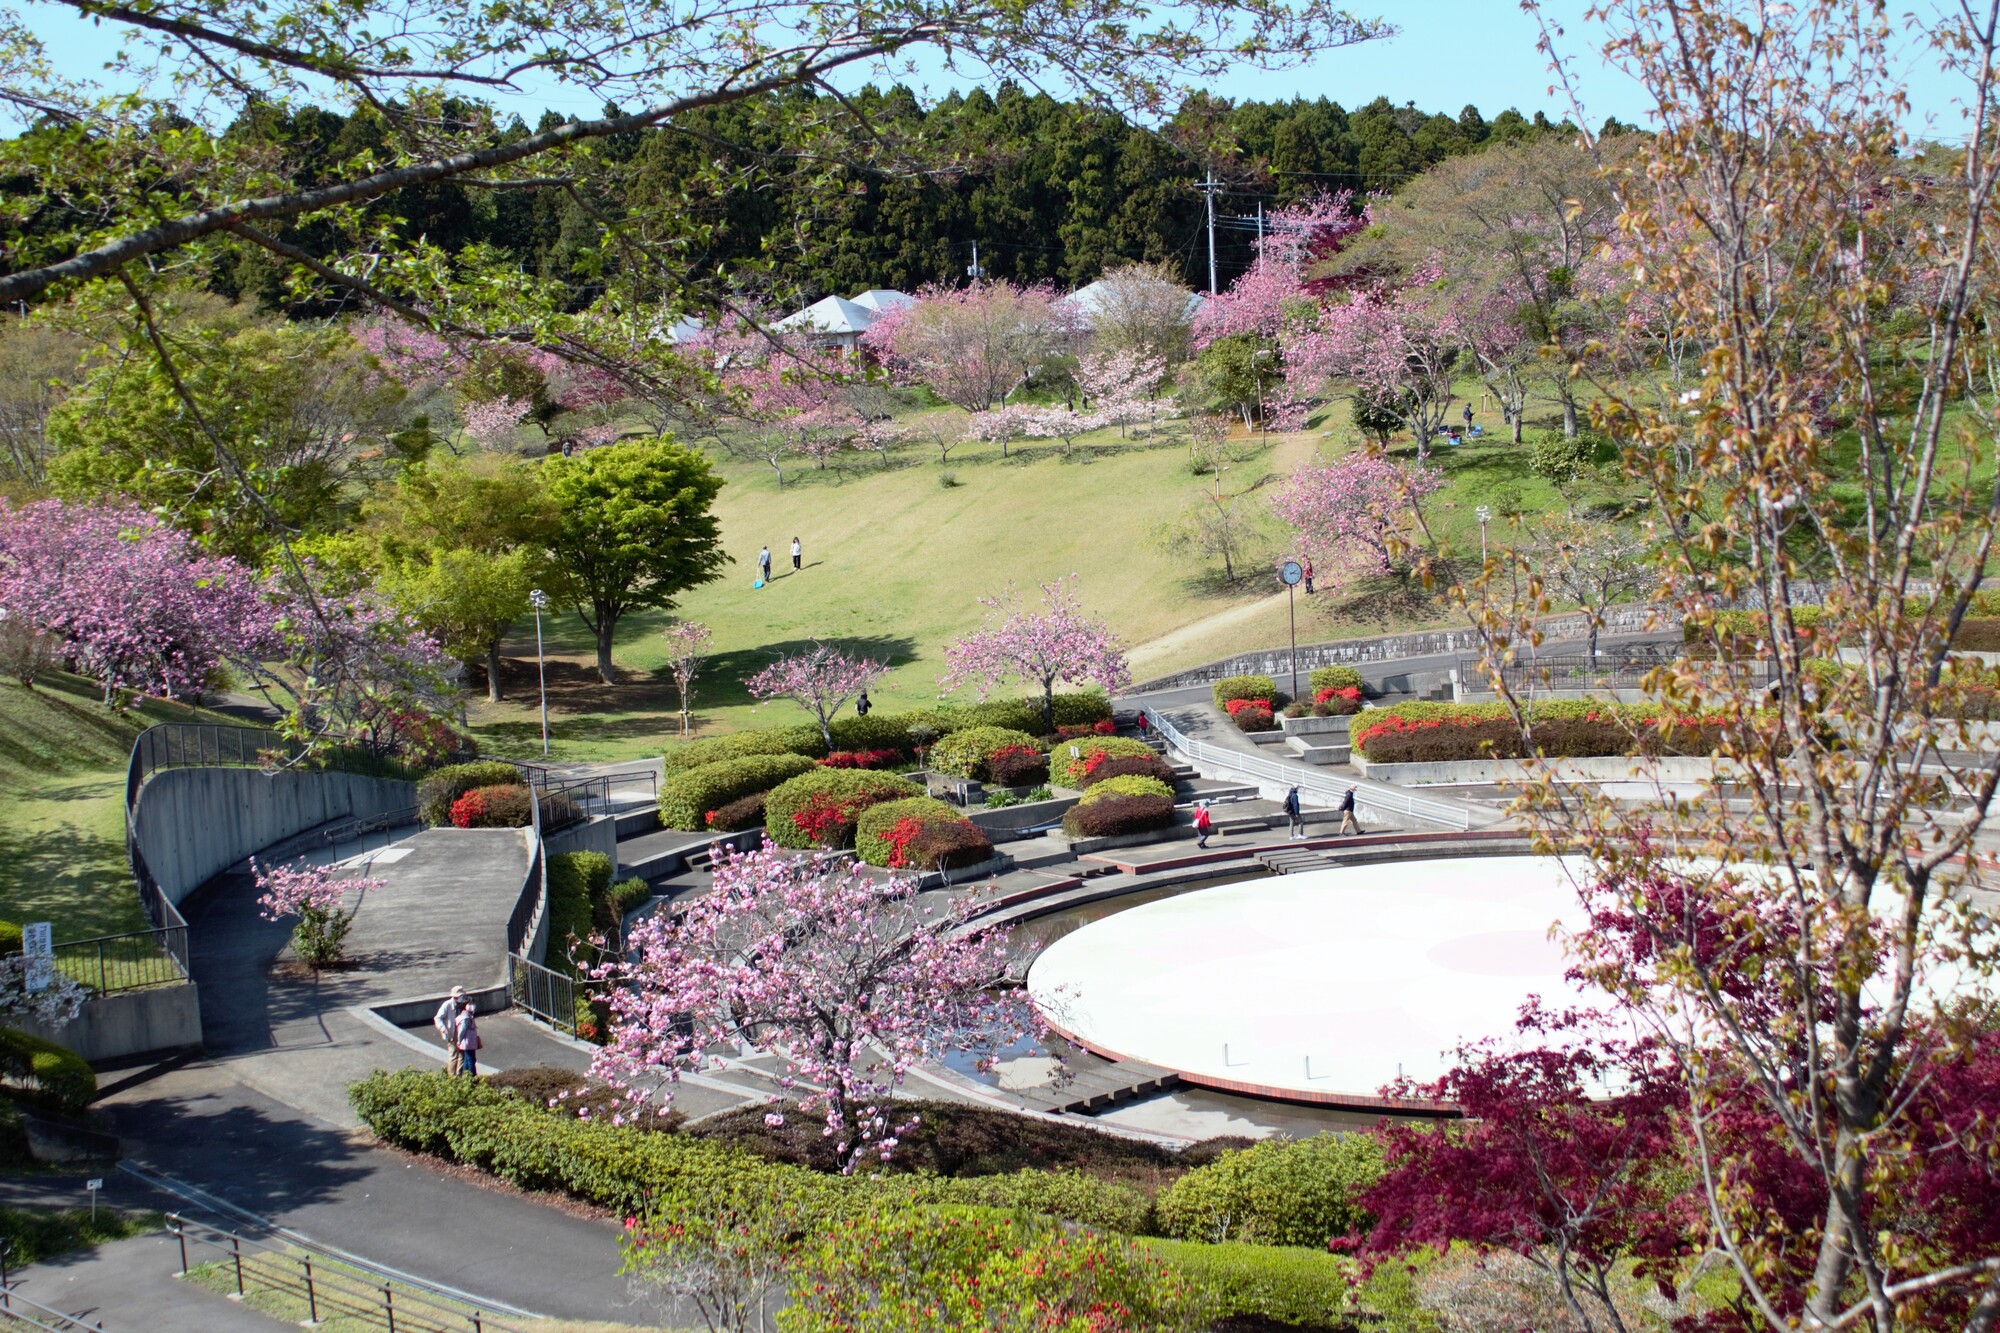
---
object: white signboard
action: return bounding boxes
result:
[22,921,52,993]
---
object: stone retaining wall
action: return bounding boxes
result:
[13,983,202,1063]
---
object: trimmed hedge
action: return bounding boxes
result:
[0,1030,96,1113]
[348,1070,1146,1233]
[1080,775,1174,803]
[449,783,534,828]
[703,792,766,833]
[855,797,965,867]
[1076,752,1176,787]
[986,746,1050,787]
[658,694,1114,776]
[763,769,922,850]
[544,851,611,976]
[928,727,1042,780]
[659,754,820,831]
[900,820,995,872]
[1153,1133,1383,1247]
[1048,736,1158,788]
[1213,674,1278,708]
[1308,665,1363,694]
[417,761,522,826]
[1062,793,1176,838]
[1352,699,1740,764]
[1140,1237,1353,1328]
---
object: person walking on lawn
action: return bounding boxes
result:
[432,986,466,1071]
[790,536,803,571]
[453,1002,483,1076]
[758,546,772,584]
[1193,800,1213,849]
[1337,786,1361,835]
[1283,785,1305,839]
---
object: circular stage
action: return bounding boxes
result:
[1024,856,1599,1105]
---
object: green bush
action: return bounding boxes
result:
[1526,428,1608,483]
[1142,1236,1354,1328]
[662,726,826,775]
[416,761,522,826]
[1212,674,1278,708]
[763,768,922,849]
[1153,1133,1383,1247]
[1080,774,1174,803]
[658,753,821,830]
[1062,793,1176,838]
[0,920,20,956]
[927,726,1042,779]
[545,851,612,976]
[607,878,651,919]
[855,797,965,867]
[0,1030,97,1113]
[349,1071,1148,1236]
[1309,665,1363,694]
[953,691,1112,734]
[1048,735,1158,788]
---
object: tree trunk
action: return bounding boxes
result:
[594,612,619,684]
[485,644,504,703]
[1041,681,1056,735]
[1512,409,1526,445]
[1562,392,1579,440]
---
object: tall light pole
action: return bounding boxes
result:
[1475,505,1492,564]
[1279,559,1304,701]
[528,588,550,756]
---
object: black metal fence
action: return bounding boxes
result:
[51,926,188,994]
[507,952,578,1036]
[128,723,293,789]
[1464,648,1776,694]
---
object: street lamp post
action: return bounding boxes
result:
[1475,505,1492,563]
[1278,559,1304,701]
[528,588,550,756]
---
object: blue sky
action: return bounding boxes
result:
[9,0,1977,137]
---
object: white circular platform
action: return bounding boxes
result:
[1025,856,1600,1101]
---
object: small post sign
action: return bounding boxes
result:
[86,1178,102,1222]
[22,922,52,993]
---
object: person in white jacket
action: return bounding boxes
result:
[432,986,466,1070]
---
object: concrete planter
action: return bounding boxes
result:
[915,852,1014,887]
[1053,825,1185,856]
[969,795,1081,837]
[1350,753,1742,786]
[1279,714,1353,738]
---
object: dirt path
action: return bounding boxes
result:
[1125,590,1289,678]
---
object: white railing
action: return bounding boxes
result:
[1149,711,1478,832]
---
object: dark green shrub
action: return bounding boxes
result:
[900,820,995,873]
[1062,794,1176,839]
[1153,1133,1383,1247]
[763,768,922,849]
[658,754,820,830]
[545,851,612,976]
[417,761,522,826]
[1048,735,1158,788]
[0,1030,97,1113]
[662,726,825,775]
[1079,774,1173,802]
[985,746,1049,787]
[1527,428,1607,483]
[928,726,1041,779]
[856,797,965,867]
[952,691,1111,734]
[1308,665,1363,694]
[1212,674,1278,708]
[0,921,20,956]
[608,878,651,919]
[704,792,767,832]
[1142,1236,1353,1327]
[347,1067,512,1155]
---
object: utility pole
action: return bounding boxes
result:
[966,240,987,281]
[1201,170,1220,296]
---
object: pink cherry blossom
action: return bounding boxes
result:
[1286,266,1468,456]
[746,641,886,751]
[589,843,1038,1173]
[941,577,1129,733]
[1269,453,1443,592]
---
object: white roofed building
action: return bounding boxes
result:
[773,288,914,351]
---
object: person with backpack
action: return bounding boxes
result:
[855,689,871,716]
[1193,800,1213,849]
[1283,785,1305,839]
[1337,786,1361,836]
[432,986,466,1071]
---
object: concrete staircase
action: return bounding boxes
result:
[1011,1060,1182,1114]
[1254,844,1344,875]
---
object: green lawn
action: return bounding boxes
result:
[0,672,240,943]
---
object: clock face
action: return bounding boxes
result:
[1279,560,1304,586]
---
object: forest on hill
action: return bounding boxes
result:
[4,87,1589,311]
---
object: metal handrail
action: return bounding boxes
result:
[1148,711,1477,832]
[506,951,579,1036]
[0,1280,105,1330]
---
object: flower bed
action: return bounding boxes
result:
[658,753,821,831]
[1061,792,1177,839]
[1076,752,1177,787]
[1224,697,1278,732]
[1048,736,1158,788]
[928,726,1042,780]
[820,748,904,770]
[1351,700,1736,764]
[764,768,923,850]
[1308,665,1363,695]
[856,797,987,868]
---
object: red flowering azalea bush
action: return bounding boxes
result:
[1062,793,1176,838]
[1312,684,1363,716]
[763,768,922,849]
[984,743,1049,787]
[855,797,977,867]
[450,783,534,828]
[1048,736,1156,788]
[1225,697,1279,732]
[1075,752,1177,787]
[1352,701,1742,764]
[1053,719,1118,739]
[703,793,766,832]
[819,748,904,770]
[1212,674,1278,708]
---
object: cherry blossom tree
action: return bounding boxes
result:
[660,620,712,737]
[746,641,886,752]
[591,844,1037,1172]
[860,282,1069,412]
[1074,348,1167,437]
[0,499,275,705]
[1192,192,1368,350]
[1269,454,1442,592]
[942,577,1130,733]
[1288,270,1467,456]
[253,857,382,975]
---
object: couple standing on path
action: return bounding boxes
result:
[758,537,804,584]
[432,985,484,1076]
[1281,786,1360,840]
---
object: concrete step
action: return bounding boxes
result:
[1254,845,1341,875]
[1007,835,1079,871]
[613,804,661,839]
[1013,1060,1181,1114]
[1284,736,1351,766]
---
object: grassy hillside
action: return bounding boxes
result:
[0,672,239,941]
[466,400,1590,761]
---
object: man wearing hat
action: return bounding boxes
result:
[432,986,467,1071]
